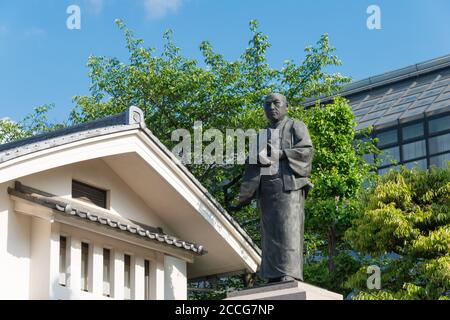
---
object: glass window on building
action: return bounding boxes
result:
[378,165,400,175]
[428,115,450,134]
[363,153,374,165]
[404,158,427,170]
[378,146,400,167]
[402,122,424,141]
[428,133,450,155]
[430,152,450,168]
[402,140,426,161]
[376,129,398,147]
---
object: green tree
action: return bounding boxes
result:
[299,98,377,295]
[0,104,65,143]
[345,166,450,300]
[68,19,350,210]
[0,20,377,297]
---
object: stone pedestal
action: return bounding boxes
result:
[225,280,343,300]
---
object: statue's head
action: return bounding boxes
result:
[263,93,288,124]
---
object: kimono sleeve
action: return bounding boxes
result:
[283,120,314,178]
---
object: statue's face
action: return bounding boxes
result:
[264,93,288,123]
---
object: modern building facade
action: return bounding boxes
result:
[0,107,261,300]
[303,54,450,174]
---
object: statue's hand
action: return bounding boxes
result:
[257,149,273,167]
[267,142,286,160]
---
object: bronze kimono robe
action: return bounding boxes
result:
[238,117,314,281]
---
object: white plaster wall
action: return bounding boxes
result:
[18,158,173,234]
[29,217,51,299]
[0,158,176,300]
[164,255,187,300]
[0,182,31,299]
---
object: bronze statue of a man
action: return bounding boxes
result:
[235,93,314,282]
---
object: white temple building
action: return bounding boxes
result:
[0,107,261,300]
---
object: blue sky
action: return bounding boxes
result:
[1,0,450,122]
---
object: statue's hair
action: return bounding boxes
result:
[264,93,289,108]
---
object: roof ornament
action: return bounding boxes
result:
[126,106,146,127]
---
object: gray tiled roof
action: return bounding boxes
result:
[0,106,262,257]
[9,182,207,255]
[303,54,450,130]
[0,107,144,163]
